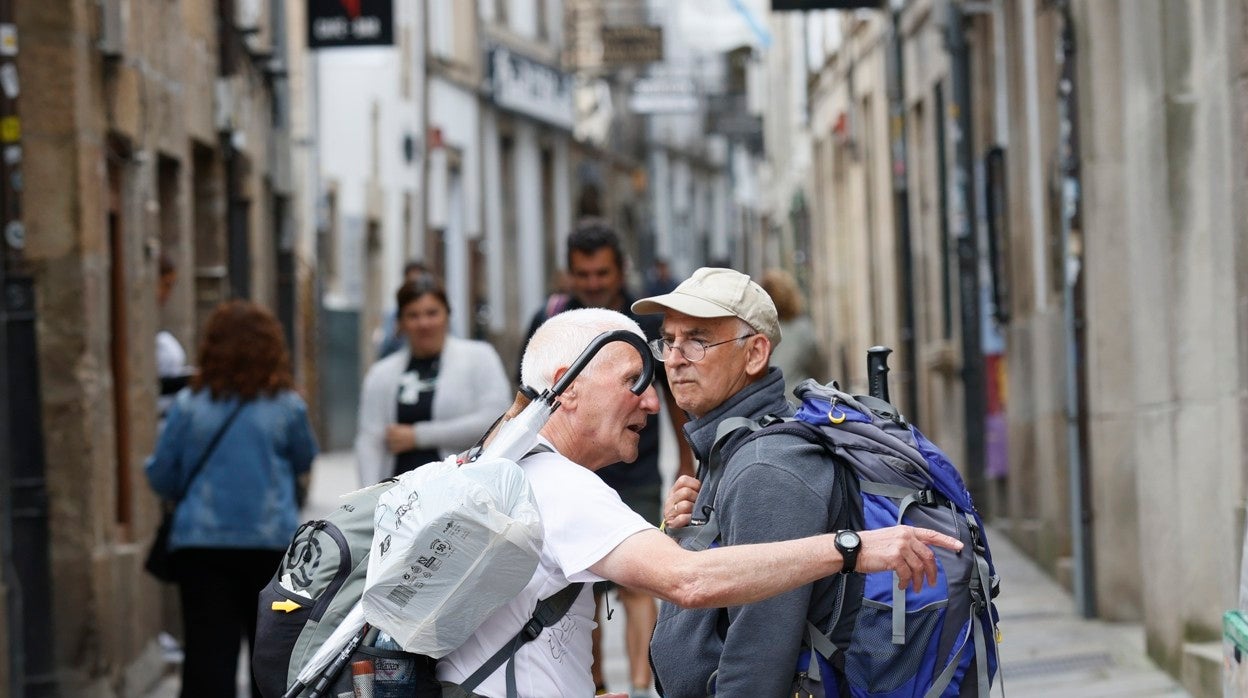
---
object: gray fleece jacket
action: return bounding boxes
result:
[650,369,845,697]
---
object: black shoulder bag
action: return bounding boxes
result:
[144,401,245,582]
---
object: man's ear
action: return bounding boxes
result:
[551,366,576,407]
[745,335,771,377]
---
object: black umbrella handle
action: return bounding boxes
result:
[867,345,893,403]
[548,330,654,398]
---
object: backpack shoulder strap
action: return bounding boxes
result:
[702,416,770,496]
[456,582,586,698]
[682,416,864,669]
[665,417,763,549]
[669,415,860,550]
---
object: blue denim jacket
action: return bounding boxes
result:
[145,388,318,551]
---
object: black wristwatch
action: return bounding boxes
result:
[834,530,862,574]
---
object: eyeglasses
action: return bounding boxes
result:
[648,334,757,363]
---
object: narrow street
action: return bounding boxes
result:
[6,3,1247,695]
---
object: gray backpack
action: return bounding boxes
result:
[253,449,573,698]
[254,480,400,697]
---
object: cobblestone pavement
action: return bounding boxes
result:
[989,528,1189,697]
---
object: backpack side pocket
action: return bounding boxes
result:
[843,596,948,696]
[253,520,354,696]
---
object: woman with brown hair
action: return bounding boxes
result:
[146,299,318,698]
[354,273,511,485]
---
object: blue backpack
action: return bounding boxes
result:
[682,379,1001,698]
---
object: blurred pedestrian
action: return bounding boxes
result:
[644,257,677,297]
[760,268,828,398]
[375,259,429,359]
[518,220,693,696]
[145,299,318,698]
[156,252,191,422]
[355,273,511,486]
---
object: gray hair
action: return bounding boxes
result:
[521,308,646,392]
[734,317,758,342]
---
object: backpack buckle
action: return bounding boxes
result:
[827,397,847,424]
[969,577,991,607]
[915,489,937,506]
[521,617,545,641]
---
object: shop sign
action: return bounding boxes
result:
[628,76,698,114]
[601,25,663,66]
[308,0,394,49]
[772,0,885,9]
[708,110,762,139]
[488,46,574,130]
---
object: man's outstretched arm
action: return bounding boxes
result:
[590,524,962,609]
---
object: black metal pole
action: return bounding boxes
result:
[0,8,18,693]
[0,6,54,695]
[0,139,17,698]
[946,2,987,509]
[5,280,53,698]
[1056,0,1095,619]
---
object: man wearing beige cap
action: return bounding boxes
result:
[634,267,863,696]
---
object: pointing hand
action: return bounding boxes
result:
[854,525,963,592]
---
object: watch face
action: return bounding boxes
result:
[836,530,860,549]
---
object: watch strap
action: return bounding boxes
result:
[835,530,860,574]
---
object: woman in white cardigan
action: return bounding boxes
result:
[354,275,512,486]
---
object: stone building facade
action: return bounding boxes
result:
[1070,1,1247,690]
[0,1,314,694]
[793,1,1248,693]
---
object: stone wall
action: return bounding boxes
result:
[11,0,294,692]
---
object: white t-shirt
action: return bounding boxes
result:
[156,330,187,377]
[436,440,653,697]
[156,330,188,419]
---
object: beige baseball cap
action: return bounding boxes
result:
[632,267,782,347]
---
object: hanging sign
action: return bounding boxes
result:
[488,46,574,130]
[601,26,663,66]
[628,76,698,114]
[308,0,394,49]
[771,1,885,9]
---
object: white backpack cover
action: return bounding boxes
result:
[360,455,544,657]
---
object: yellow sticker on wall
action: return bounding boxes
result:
[0,116,19,143]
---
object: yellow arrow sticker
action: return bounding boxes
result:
[0,116,19,143]
[271,599,303,613]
